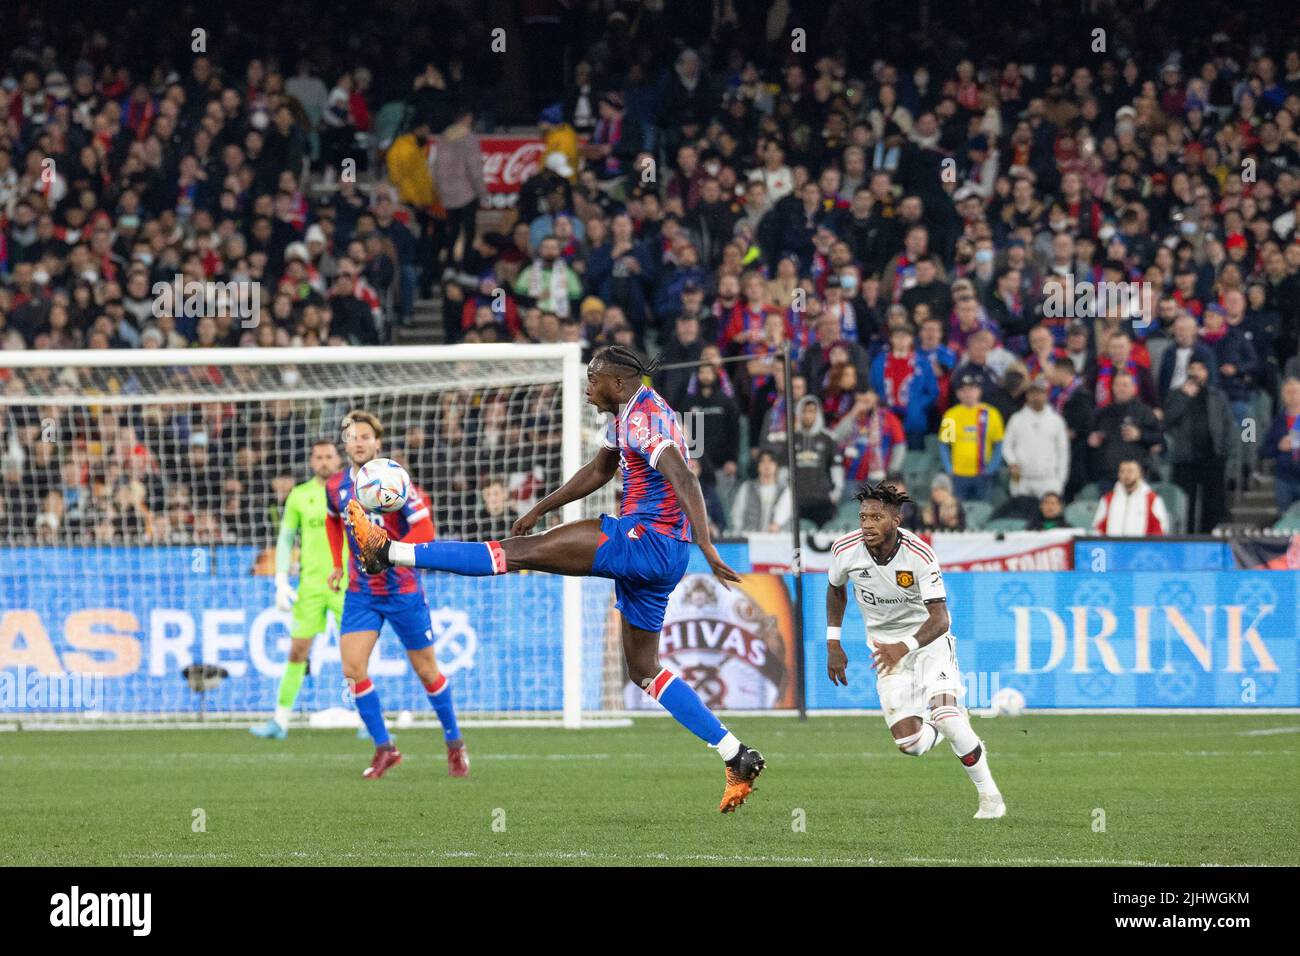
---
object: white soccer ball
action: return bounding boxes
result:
[991,687,1026,717]
[355,458,410,513]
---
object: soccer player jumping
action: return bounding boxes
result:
[251,440,347,740]
[328,410,469,780]
[825,482,1006,819]
[347,346,766,812]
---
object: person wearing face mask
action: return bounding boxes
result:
[958,238,992,290]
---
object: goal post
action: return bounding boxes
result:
[0,344,625,728]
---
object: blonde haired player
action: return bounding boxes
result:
[326,410,468,780]
[825,481,1006,819]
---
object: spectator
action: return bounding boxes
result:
[1164,357,1235,532]
[1086,372,1163,486]
[586,212,653,337]
[869,324,938,450]
[466,478,515,540]
[1092,459,1170,535]
[919,473,966,531]
[537,104,579,185]
[830,387,906,487]
[1200,303,1259,423]
[754,366,806,454]
[1092,331,1158,409]
[654,313,704,403]
[514,236,582,318]
[791,395,838,527]
[1027,491,1071,530]
[802,309,870,392]
[951,328,1012,410]
[900,255,952,320]
[729,449,791,534]
[433,108,488,269]
[1001,379,1070,498]
[676,362,740,480]
[1157,314,1219,400]
[1062,321,1094,375]
[1047,357,1095,501]
[939,375,1005,502]
[1264,377,1300,512]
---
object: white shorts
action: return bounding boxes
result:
[873,633,964,728]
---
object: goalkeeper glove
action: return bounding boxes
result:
[275,573,297,612]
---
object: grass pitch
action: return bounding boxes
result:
[2,715,1295,866]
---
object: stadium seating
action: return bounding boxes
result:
[984,517,1029,532]
[1272,502,1300,532]
[1076,482,1102,504]
[1154,482,1189,534]
[831,496,862,532]
[962,501,993,530]
[1065,500,1098,530]
[903,450,937,495]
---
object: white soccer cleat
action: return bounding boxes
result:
[974,793,1007,819]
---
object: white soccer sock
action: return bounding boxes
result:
[388,541,415,566]
[896,722,940,755]
[713,731,741,762]
[932,705,999,795]
[273,706,292,729]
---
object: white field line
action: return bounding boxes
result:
[1236,726,1300,736]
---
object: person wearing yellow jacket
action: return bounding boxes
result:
[387,120,438,210]
[386,120,439,296]
[538,104,578,184]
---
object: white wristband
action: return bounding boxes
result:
[900,636,919,653]
[275,572,290,589]
[826,626,842,642]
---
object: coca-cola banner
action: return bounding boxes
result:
[477,136,545,209]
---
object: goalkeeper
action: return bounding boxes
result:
[251,441,347,740]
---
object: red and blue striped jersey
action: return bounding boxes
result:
[326,466,433,596]
[840,408,906,483]
[603,385,692,542]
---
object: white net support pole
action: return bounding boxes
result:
[560,345,584,729]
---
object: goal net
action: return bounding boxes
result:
[0,344,630,728]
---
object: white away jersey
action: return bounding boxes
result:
[828,528,949,642]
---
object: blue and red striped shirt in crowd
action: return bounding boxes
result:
[840,408,906,483]
[326,466,435,596]
[603,384,692,542]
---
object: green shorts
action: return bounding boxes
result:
[291,585,347,640]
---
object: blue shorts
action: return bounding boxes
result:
[340,589,435,651]
[590,513,690,633]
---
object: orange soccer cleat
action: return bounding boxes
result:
[346,498,391,573]
[719,744,766,813]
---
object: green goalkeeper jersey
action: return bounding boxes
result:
[279,478,346,591]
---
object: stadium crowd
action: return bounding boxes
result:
[3,0,1300,546]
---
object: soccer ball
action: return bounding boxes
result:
[991,687,1026,717]
[355,458,410,513]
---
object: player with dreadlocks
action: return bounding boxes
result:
[825,481,1007,819]
[347,345,766,812]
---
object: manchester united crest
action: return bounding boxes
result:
[896,570,915,588]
